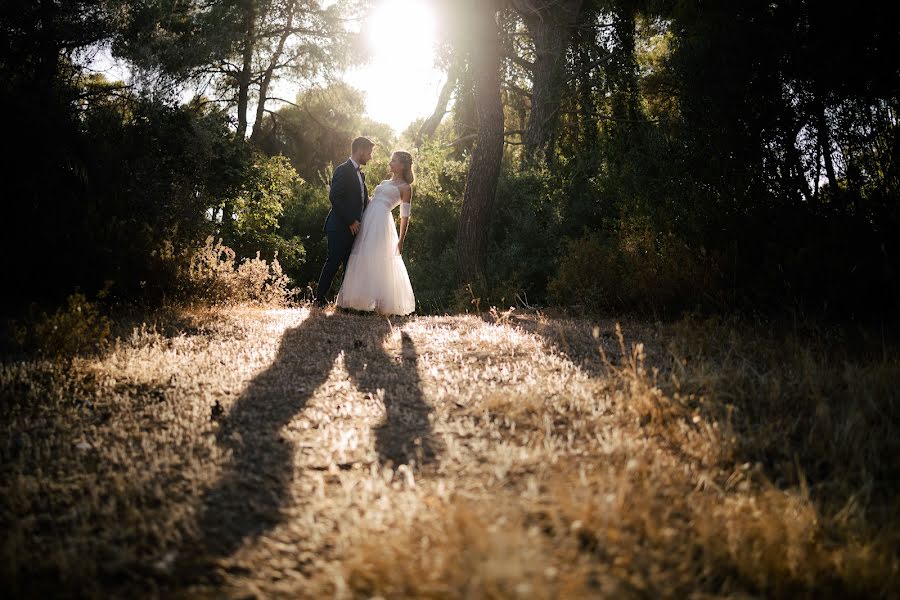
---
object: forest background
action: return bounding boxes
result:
[1,0,898,323]
[2,3,900,597]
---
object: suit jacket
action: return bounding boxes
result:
[324,159,368,234]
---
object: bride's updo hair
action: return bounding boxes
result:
[393,150,415,185]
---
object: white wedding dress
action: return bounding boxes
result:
[336,180,416,315]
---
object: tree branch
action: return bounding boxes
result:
[256,26,307,38]
[416,67,458,144]
[446,130,525,147]
[76,83,131,100]
[503,82,532,98]
[503,52,534,72]
[566,52,613,83]
[268,97,346,135]
[596,113,658,124]
[266,96,302,109]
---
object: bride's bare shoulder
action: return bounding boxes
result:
[398,182,412,202]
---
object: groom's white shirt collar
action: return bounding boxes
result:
[349,157,360,170]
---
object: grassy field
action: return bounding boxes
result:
[1,306,898,598]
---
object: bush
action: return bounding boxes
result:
[9,292,112,357]
[156,237,295,306]
[485,165,566,307]
[387,141,468,313]
[235,251,293,305]
[4,94,249,309]
[279,183,332,298]
[226,153,305,274]
[548,226,720,315]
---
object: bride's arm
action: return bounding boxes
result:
[397,185,412,254]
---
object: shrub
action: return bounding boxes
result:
[548,226,720,315]
[156,237,295,306]
[391,141,468,313]
[8,292,112,357]
[485,165,565,307]
[235,251,293,305]
[279,183,332,296]
[226,154,305,271]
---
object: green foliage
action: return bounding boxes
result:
[487,164,565,305]
[226,153,306,277]
[534,0,900,317]
[2,75,253,309]
[278,184,332,298]
[233,155,301,236]
[255,83,397,183]
[397,141,468,312]
[111,0,243,77]
[548,227,720,315]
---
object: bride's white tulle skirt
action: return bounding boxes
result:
[336,201,415,315]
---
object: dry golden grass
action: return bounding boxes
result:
[1,307,897,598]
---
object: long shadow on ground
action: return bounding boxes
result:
[194,311,437,560]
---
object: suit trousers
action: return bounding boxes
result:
[315,229,354,304]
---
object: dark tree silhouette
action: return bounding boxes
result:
[455,0,505,291]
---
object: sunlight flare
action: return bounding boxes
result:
[346,0,444,134]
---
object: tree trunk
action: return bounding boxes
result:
[519,0,583,165]
[610,5,639,121]
[788,126,812,203]
[416,64,458,147]
[451,66,478,155]
[235,0,256,142]
[818,101,839,195]
[575,26,600,155]
[226,0,257,238]
[456,1,504,292]
[251,2,295,144]
[36,0,61,90]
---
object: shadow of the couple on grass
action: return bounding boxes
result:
[196,310,437,559]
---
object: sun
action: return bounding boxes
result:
[366,0,436,50]
[345,0,444,134]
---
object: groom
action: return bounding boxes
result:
[314,136,375,307]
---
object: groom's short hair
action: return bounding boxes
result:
[351,136,375,153]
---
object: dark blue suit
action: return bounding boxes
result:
[315,159,368,303]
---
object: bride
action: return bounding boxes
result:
[336,150,416,315]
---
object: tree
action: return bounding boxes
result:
[113,0,358,143]
[455,0,505,290]
[416,63,458,147]
[511,0,586,164]
[253,83,395,183]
